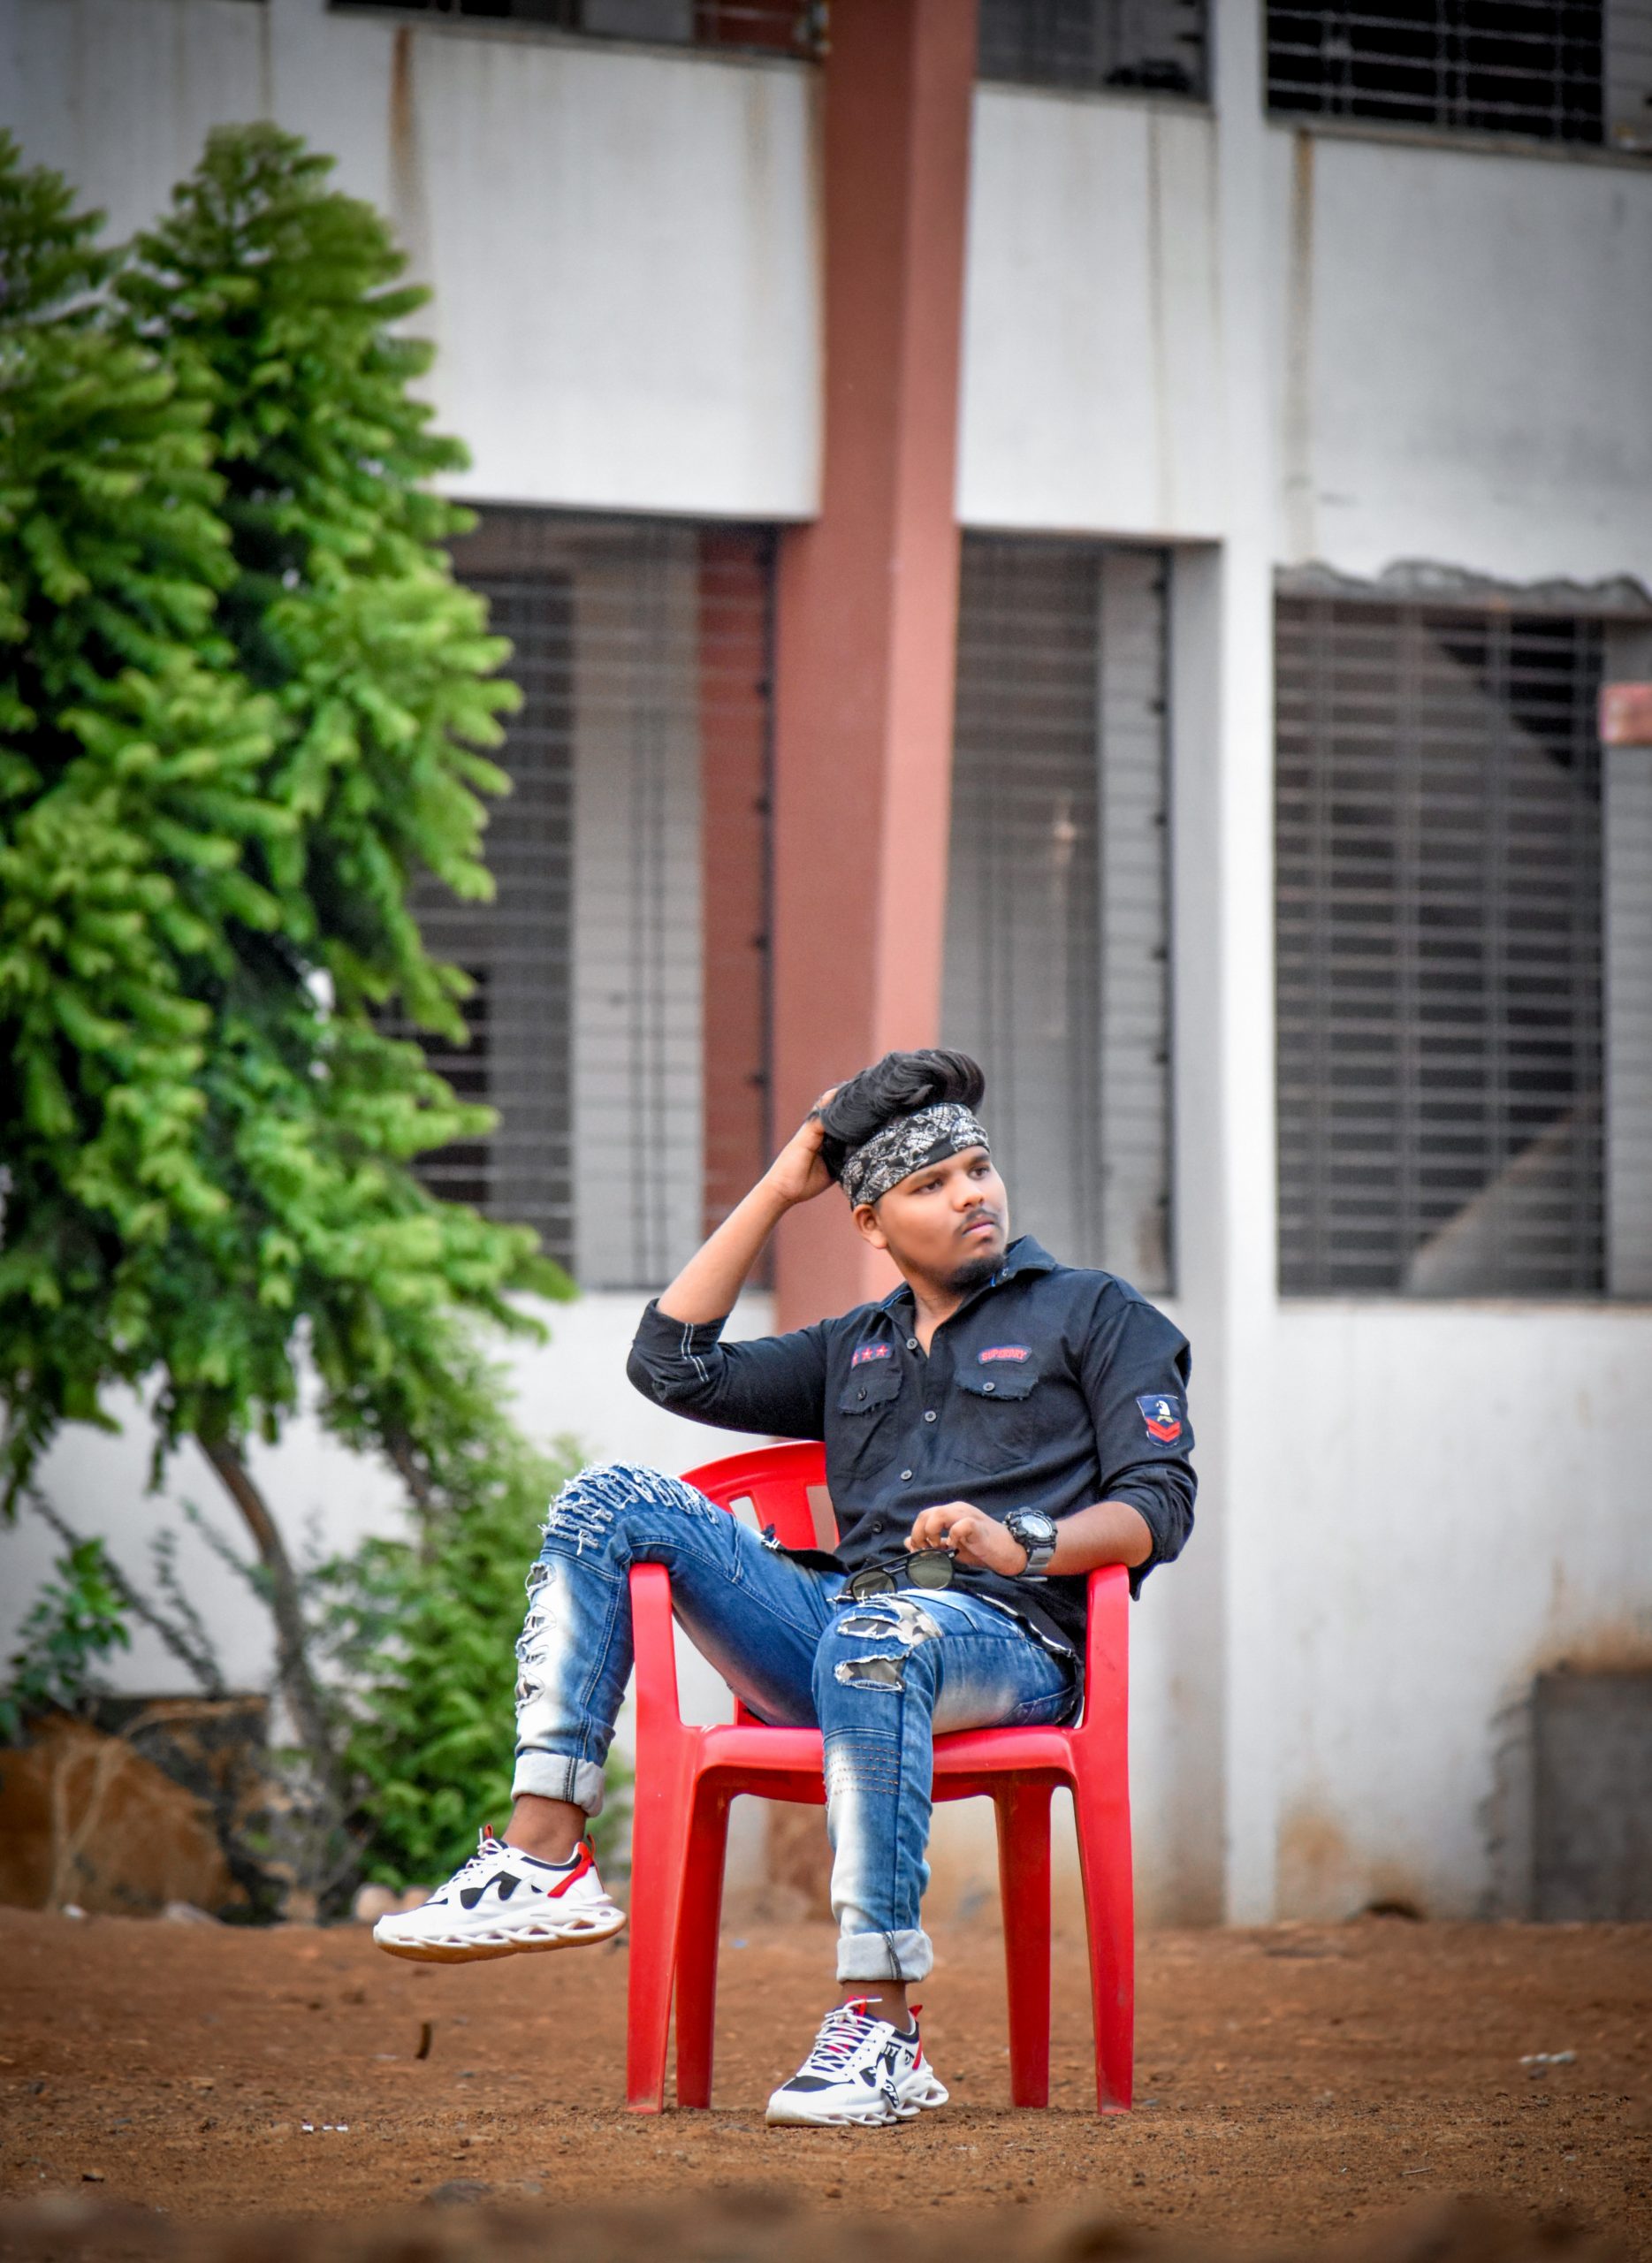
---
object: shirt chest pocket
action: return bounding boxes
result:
[834,1363,903,1479]
[951,1362,1043,1474]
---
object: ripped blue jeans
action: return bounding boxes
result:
[512,1462,1077,1983]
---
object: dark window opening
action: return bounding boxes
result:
[978,0,1208,96]
[1275,595,1608,1297]
[1267,1,1652,154]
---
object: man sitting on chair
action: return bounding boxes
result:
[375,1049,1195,2127]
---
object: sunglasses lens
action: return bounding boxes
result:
[849,1566,894,1598]
[908,1551,954,1589]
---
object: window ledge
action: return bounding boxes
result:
[1267,110,1652,171]
[324,4,812,69]
[978,77,1210,118]
[1276,1294,1652,1315]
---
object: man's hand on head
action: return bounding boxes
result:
[905,1501,1028,1578]
[760,1088,841,1209]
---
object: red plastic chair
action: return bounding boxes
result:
[623,1440,1134,2116]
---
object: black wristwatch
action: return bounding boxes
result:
[1003,1508,1059,1578]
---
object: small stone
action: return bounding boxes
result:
[161,1901,218,1925]
[81,2170,104,2183]
[425,2179,492,2207]
[353,1884,400,1924]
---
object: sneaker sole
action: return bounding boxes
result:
[372,1904,627,1964]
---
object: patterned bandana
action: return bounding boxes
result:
[839,1103,992,1208]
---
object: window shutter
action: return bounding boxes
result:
[1275,594,1608,1297]
[1264,2,1644,149]
[404,509,772,1290]
[944,536,1172,1291]
[978,0,1208,95]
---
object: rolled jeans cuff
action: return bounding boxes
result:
[835,1926,933,1984]
[511,1752,607,1816]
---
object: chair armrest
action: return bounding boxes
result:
[1076,1562,1130,1738]
[628,1562,683,1736]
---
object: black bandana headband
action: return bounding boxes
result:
[839,1102,992,1208]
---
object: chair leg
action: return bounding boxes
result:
[1071,1760,1134,2114]
[625,1743,697,2114]
[673,1788,732,2109]
[993,1780,1053,2108]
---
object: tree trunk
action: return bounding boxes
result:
[384,1428,438,1563]
[195,1433,344,1832]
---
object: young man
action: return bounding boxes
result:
[376,1050,1195,2127]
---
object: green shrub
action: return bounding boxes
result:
[0,1536,132,1743]
[313,1437,630,1886]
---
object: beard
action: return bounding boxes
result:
[943,1244,1003,1297]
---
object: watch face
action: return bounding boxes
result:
[1012,1511,1057,1546]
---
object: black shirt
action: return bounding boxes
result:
[626,1236,1195,1655]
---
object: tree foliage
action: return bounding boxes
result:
[0,126,572,1886]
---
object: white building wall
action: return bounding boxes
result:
[0,0,821,519]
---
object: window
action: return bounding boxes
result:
[943,537,1173,1293]
[333,0,818,56]
[1274,593,1629,1297]
[1266,2,1652,154]
[978,0,1208,95]
[400,510,773,1290]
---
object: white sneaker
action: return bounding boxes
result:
[372,1828,626,1963]
[765,2000,949,2127]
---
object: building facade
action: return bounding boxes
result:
[4,0,1650,1924]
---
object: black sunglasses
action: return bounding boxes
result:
[843,1547,958,1601]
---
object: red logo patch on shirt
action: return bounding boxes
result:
[851,1343,892,1368]
[1137,1392,1183,1443]
[978,1345,1031,1364]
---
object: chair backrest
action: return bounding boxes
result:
[681,1439,835,1551]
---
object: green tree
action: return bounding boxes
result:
[0,130,571,1893]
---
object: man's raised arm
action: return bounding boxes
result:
[626,1095,841,1442]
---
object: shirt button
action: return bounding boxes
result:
[923,1409,937,1423]
[906,1337,917,1351]
[983,1381,995,1392]
[856,1386,866,1399]
[869,1518,886,1534]
[901,1469,913,1482]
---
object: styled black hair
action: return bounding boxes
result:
[814,1048,986,1186]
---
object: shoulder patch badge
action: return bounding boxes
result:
[978,1344,1031,1364]
[851,1342,892,1368]
[1136,1392,1183,1443]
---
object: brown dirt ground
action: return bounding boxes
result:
[0,1909,1648,2254]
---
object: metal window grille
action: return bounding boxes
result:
[398,509,773,1289]
[978,0,1208,95]
[331,0,822,56]
[944,537,1173,1292]
[1266,2,1652,152]
[384,564,576,1264]
[1275,595,1608,1297]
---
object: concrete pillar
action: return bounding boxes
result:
[769,0,978,1329]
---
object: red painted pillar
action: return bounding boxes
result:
[769,0,978,1329]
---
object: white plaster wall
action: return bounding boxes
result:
[1259,1304,1652,1920]
[0,0,820,519]
[0,1292,778,1765]
[958,89,1228,540]
[959,86,1652,590]
[1281,129,1652,583]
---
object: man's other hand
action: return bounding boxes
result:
[904,1501,1027,1576]
[762,1088,840,1208]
